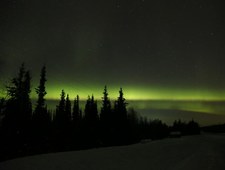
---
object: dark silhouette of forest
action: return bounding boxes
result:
[202,123,225,133]
[0,64,200,161]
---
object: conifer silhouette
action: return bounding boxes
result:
[84,95,98,123]
[99,86,114,145]
[0,63,185,161]
[100,86,112,123]
[114,88,128,125]
[84,95,99,144]
[33,66,49,127]
[55,90,66,125]
[72,95,82,122]
[113,88,129,144]
[65,94,72,122]
[4,63,32,132]
[34,66,47,116]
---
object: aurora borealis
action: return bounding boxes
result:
[1,0,225,123]
[43,84,225,101]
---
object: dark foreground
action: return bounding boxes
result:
[0,133,225,170]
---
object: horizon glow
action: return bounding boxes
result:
[30,84,225,101]
[2,82,225,116]
[1,81,225,101]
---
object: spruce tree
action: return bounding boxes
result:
[99,86,113,145]
[84,95,98,123]
[4,64,32,133]
[6,63,25,100]
[34,66,47,116]
[72,95,82,122]
[32,65,51,142]
[65,94,72,122]
[114,88,127,120]
[114,88,128,143]
[84,95,99,143]
[22,70,32,121]
[55,90,66,125]
[100,86,111,122]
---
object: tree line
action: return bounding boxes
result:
[0,64,200,161]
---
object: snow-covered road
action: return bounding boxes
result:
[0,133,225,170]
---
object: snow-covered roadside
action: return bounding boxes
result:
[0,134,225,170]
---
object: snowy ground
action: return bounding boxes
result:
[0,133,225,170]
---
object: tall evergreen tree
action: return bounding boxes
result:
[32,65,50,143]
[114,88,128,143]
[99,86,114,145]
[100,86,111,122]
[72,95,82,122]
[65,94,72,122]
[6,63,25,101]
[34,66,47,116]
[4,64,32,130]
[114,88,127,121]
[84,95,98,123]
[84,95,99,144]
[55,90,66,124]
[22,70,32,121]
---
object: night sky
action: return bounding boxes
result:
[1,0,225,100]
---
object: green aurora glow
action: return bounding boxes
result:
[32,83,225,101]
[1,80,225,101]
